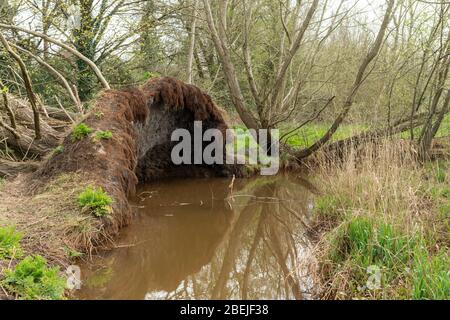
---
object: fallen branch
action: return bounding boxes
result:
[0,159,39,177]
[0,115,20,139]
[315,113,427,158]
[55,96,75,124]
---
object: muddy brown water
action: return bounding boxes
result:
[76,174,317,300]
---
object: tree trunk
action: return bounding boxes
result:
[187,0,198,84]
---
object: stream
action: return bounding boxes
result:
[76,174,317,300]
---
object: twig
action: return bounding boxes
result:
[280,96,335,142]
[55,96,75,124]
[0,79,16,129]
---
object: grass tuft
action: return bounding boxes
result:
[411,246,449,300]
[53,146,64,155]
[94,111,104,119]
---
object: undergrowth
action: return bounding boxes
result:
[312,140,450,300]
[1,255,66,300]
[0,226,66,300]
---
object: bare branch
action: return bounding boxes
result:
[0,79,16,129]
[0,32,41,139]
[11,43,82,113]
[0,23,110,90]
[294,0,396,160]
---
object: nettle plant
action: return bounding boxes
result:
[1,255,66,300]
[94,130,113,141]
[78,186,113,217]
[0,226,23,260]
[71,123,93,141]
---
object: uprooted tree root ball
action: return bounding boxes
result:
[0,77,245,278]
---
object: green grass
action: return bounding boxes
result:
[94,130,113,141]
[53,146,64,155]
[71,123,93,141]
[427,185,450,200]
[330,217,413,275]
[439,201,450,217]
[322,216,448,299]
[412,245,449,300]
[435,167,447,183]
[436,114,450,137]
[424,161,450,231]
[315,194,351,221]
[1,255,66,300]
[232,123,366,149]
[313,154,449,299]
[234,114,450,150]
[431,161,449,181]
[0,226,23,260]
[78,186,113,217]
[399,114,450,139]
[315,187,449,299]
[281,123,367,149]
[63,246,84,259]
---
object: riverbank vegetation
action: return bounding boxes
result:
[0,0,449,300]
[311,141,449,299]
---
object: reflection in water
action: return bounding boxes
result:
[77,175,317,300]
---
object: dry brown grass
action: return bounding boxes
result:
[315,139,424,225]
[0,172,105,268]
